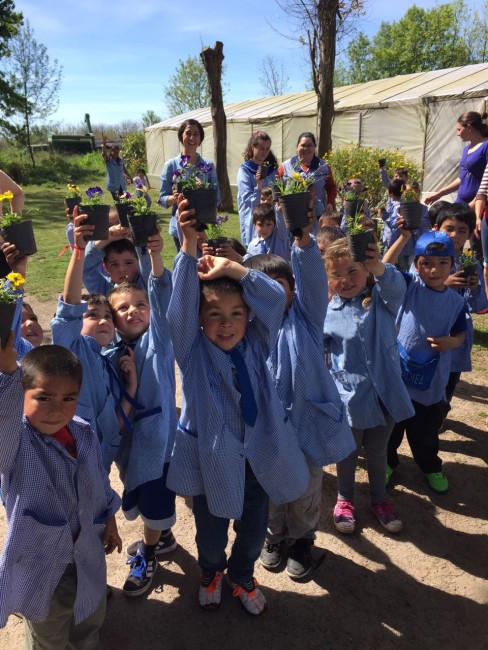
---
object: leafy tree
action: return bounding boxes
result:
[142,110,162,128]
[259,54,291,96]
[7,19,62,165]
[121,131,147,174]
[163,55,211,117]
[0,0,23,134]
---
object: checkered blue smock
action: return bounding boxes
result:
[82,241,152,296]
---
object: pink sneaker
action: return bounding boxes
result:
[370,500,403,533]
[333,499,356,534]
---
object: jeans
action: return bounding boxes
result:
[192,463,269,585]
[337,415,394,503]
[387,400,445,474]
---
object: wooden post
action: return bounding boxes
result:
[200,42,234,213]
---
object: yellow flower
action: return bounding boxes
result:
[6,272,25,290]
[0,191,14,201]
[292,172,302,182]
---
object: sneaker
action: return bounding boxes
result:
[370,500,403,533]
[126,530,177,557]
[333,499,356,534]
[198,571,223,609]
[385,464,394,486]
[286,541,313,579]
[426,471,449,493]
[230,578,266,615]
[123,552,157,597]
[259,542,283,569]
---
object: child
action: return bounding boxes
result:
[51,214,132,467]
[323,237,414,534]
[245,203,290,260]
[383,230,467,493]
[133,168,152,208]
[102,134,131,200]
[82,224,151,296]
[0,343,121,647]
[379,164,409,190]
[166,200,309,614]
[243,223,354,579]
[260,187,274,206]
[316,225,345,258]
[103,229,178,597]
[433,204,488,412]
[22,302,43,347]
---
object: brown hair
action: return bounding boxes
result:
[457,111,488,137]
[178,119,205,143]
[242,131,277,169]
[252,204,276,225]
[20,345,83,391]
[324,238,375,308]
[108,281,148,305]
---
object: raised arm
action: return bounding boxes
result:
[0,335,22,473]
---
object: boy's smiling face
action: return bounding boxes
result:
[199,290,249,351]
[415,255,452,291]
[435,218,471,255]
[81,302,115,347]
[110,290,150,341]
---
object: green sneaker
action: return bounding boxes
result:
[385,464,394,487]
[426,471,449,493]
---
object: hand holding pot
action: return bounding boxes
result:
[1,241,27,277]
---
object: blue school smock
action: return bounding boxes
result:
[267,239,355,466]
[102,270,177,494]
[324,264,414,429]
[0,369,120,628]
[397,274,467,405]
[244,207,291,261]
[50,299,120,468]
[237,162,277,246]
[105,156,126,193]
[82,241,151,296]
[166,252,310,520]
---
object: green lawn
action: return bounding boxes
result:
[18,182,241,301]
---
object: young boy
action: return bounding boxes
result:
[316,225,345,258]
[245,203,290,260]
[51,214,133,468]
[383,229,467,493]
[102,228,178,598]
[21,302,43,347]
[166,200,309,614]
[433,203,488,409]
[82,222,151,296]
[243,224,354,579]
[0,342,121,647]
[260,186,274,206]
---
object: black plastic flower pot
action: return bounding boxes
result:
[347,229,376,263]
[399,202,422,230]
[0,220,37,257]
[280,192,310,232]
[115,202,135,228]
[128,213,158,248]
[460,263,478,278]
[184,188,218,226]
[344,199,364,218]
[258,164,269,179]
[65,196,81,216]
[0,250,10,278]
[79,204,110,241]
[0,301,16,348]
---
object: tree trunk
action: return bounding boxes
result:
[316,0,338,156]
[200,42,234,213]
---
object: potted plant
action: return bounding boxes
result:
[258,160,271,180]
[205,214,229,250]
[399,184,422,230]
[172,156,218,228]
[64,184,82,215]
[457,249,478,278]
[275,171,314,234]
[0,191,37,257]
[0,272,24,348]
[79,187,110,241]
[346,212,376,263]
[344,188,365,219]
[115,191,135,228]
[127,195,158,248]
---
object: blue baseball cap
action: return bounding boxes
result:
[414,231,454,258]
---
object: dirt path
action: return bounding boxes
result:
[1,298,487,649]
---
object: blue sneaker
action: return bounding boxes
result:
[123,551,157,597]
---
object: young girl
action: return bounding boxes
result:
[133,168,152,208]
[323,238,414,534]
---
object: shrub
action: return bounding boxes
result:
[325,145,423,211]
[0,149,105,186]
[121,131,147,174]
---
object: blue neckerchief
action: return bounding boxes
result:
[226,346,258,427]
[242,160,275,178]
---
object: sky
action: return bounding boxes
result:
[9,0,482,128]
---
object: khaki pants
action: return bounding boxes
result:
[24,564,106,650]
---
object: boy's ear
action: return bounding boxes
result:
[433,224,440,231]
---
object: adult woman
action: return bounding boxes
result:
[101,135,131,201]
[237,131,278,246]
[279,132,336,221]
[425,112,488,206]
[159,119,219,252]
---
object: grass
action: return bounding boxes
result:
[472,314,488,352]
[16,182,241,301]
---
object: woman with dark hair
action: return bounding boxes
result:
[237,131,278,245]
[279,132,336,223]
[159,119,219,251]
[425,111,488,206]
